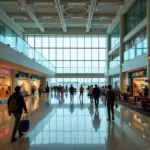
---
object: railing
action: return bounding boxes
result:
[124,38,147,62]
[0,21,55,73]
[109,56,120,69]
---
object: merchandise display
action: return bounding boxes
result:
[133,78,147,96]
[18,79,27,91]
[0,77,11,99]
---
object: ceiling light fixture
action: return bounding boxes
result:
[21,8,24,11]
[95,9,98,11]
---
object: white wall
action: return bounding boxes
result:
[0,42,55,77]
[122,53,147,72]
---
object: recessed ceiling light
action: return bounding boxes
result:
[21,8,24,11]
[24,18,27,20]
[95,9,98,11]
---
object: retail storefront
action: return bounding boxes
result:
[15,72,29,96]
[0,68,11,100]
[129,69,147,96]
[31,75,40,95]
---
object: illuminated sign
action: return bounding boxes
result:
[131,70,146,78]
[0,70,10,76]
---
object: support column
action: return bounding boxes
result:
[40,77,46,92]
[147,0,150,96]
[119,15,125,92]
[11,70,16,93]
[107,35,110,85]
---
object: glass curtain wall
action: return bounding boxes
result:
[110,24,120,50]
[51,78,106,90]
[27,35,107,74]
[124,29,147,62]
[125,0,147,34]
[111,75,120,90]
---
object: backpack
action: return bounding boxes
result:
[8,95,20,112]
[107,90,116,102]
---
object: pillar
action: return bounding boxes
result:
[147,0,150,96]
[11,70,16,93]
[40,77,46,92]
[107,35,110,85]
[119,15,125,92]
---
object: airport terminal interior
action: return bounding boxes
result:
[0,0,150,149]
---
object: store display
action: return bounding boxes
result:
[0,77,11,99]
[133,78,147,96]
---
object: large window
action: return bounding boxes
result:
[27,35,107,74]
[125,0,147,34]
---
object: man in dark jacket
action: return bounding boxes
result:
[7,86,27,142]
[93,84,100,108]
[105,85,116,122]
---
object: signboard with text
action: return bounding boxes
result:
[131,69,147,78]
[0,70,10,76]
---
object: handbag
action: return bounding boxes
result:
[19,113,30,132]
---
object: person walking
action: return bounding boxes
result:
[7,86,28,142]
[143,85,148,97]
[105,85,116,122]
[69,85,74,100]
[38,85,42,96]
[45,85,50,96]
[89,85,93,103]
[79,85,84,99]
[93,84,100,108]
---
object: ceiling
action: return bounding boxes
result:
[0,0,125,34]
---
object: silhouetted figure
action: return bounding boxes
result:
[93,84,100,108]
[69,85,74,100]
[46,85,50,96]
[105,85,116,122]
[79,85,84,99]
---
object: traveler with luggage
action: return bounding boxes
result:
[7,86,28,142]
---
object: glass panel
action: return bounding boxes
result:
[99,37,106,48]
[71,37,77,48]
[35,36,42,47]
[42,36,49,47]
[42,49,49,59]
[92,37,98,48]
[64,37,70,48]
[50,49,56,60]
[27,36,34,47]
[85,37,91,48]
[85,49,91,60]
[92,49,98,60]
[57,49,63,60]
[71,49,77,60]
[78,49,84,60]
[57,37,63,47]
[99,49,106,60]
[64,49,70,60]
[78,37,84,48]
[49,37,56,47]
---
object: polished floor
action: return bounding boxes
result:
[0,92,150,150]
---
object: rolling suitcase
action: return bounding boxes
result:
[19,113,30,132]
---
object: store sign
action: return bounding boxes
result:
[131,70,146,78]
[0,70,10,76]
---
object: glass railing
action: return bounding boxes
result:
[0,21,55,73]
[124,39,147,63]
[109,56,120,69]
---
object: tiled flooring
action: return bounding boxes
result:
[0,92,150,150]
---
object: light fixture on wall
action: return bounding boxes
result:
[147,55,150,60]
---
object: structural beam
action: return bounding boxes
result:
[86,0,97,32]
[54,0,67,32]
[18,0,45,32]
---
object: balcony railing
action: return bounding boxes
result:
[0,21,55,73]
[109,56,120,69]
[124,39,147,62]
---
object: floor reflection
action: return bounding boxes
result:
[0,92,150,150]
